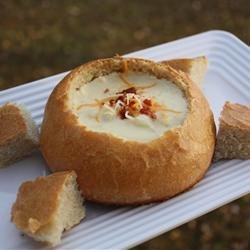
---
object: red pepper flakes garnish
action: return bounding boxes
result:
[110,86,158,120]
[117,95,125,102]
[149,112,157,120]
[129,100,136,108]
[119,87,137,94]
[129,100,136,105]
[78,86,158,120]
[140,107,157,120]
[143,98,152,106]
[77,82,181,122]
[119,107,127,119]
[128,100,138,112]
[109,99,115,107]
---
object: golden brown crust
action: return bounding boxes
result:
[161,58,193,73]
[0,103,27,146]
[214,102,250,161]
[11,171,76,234]
[161,56,207,73]
[40,57,216,205]
[220,102,250,130]
[160,56,208,85]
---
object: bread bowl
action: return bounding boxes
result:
[40,57,216,205]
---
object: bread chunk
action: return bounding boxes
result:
[161,56,208,86]
[11,171,85,246]
[0,103,39,167]
[214,102,250,161]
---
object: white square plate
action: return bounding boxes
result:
[0,30,249,250]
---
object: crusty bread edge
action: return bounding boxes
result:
[11,171,85,246]
[160,56,208,86]
[0,103,39,168]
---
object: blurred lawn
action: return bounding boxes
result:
[0,1,249,249]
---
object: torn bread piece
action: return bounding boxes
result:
[214,102,250,161]
[0,103,39,168]
[11,171,85,246]
[161,56,208,86]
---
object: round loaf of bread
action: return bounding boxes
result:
[40,57,216,205]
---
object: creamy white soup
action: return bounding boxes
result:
[70,71,188,142]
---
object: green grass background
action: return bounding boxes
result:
[0,1,249,249]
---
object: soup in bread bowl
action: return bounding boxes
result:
[40,57,215,205]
